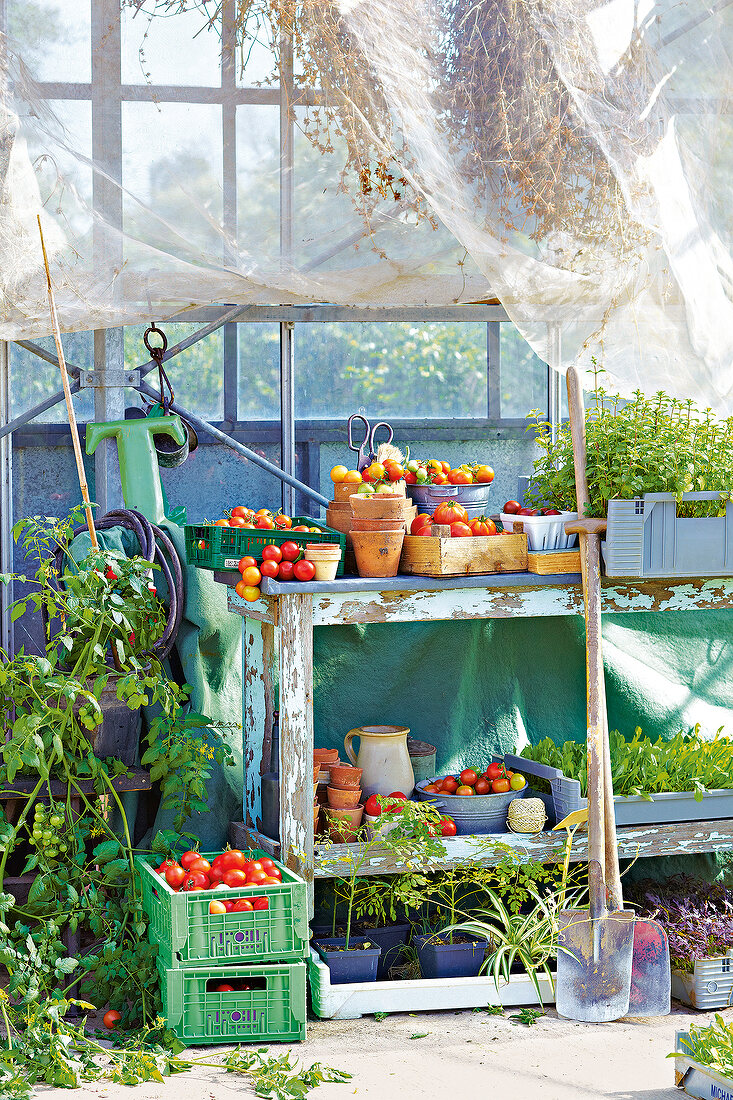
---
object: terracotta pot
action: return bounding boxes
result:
[351,530,405,578]
[326,804,364,842]
[313,760,321,783]
[350,516,406,532]
[314,747,339,764]
[325,508,352,536]
[316,784,329,806]
[313,801,321,834]
[305,544,342,557]
[305,545,342,582]
[350,494,407,519]
[327,785,362,808]
[333,481,368,503]
[329,763,363,789]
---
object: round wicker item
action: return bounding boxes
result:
[506,797,547,833]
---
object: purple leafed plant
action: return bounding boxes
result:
[628,875,733,973]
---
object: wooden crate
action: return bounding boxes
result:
[527,548,581,575]
[400,533,527,577]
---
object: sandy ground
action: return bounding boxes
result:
[36,1000,721,1100]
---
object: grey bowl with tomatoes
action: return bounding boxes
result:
[414,776,528,835]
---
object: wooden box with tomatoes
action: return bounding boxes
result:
[136,850,309,968]
[184,519,346,575]
[400,531,528,577]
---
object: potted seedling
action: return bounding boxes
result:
[351,873,427,980]
[314,800,446,984]
[412,863,495,978]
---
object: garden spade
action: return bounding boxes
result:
[555,366,636,1022]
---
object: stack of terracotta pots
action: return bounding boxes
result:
[349,494,416,578]
[313,747,340,835]
[326,764,364,841]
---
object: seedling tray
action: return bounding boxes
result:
[672,953,733,1010]
[308,949,552,1019]
[184,518,346,574]
[158,957,306,1045]
[674,1031,733,1099]
[503,753,733,827]
[136,850,309,968]
[603,490,733,578]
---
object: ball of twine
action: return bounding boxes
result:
[507,797,547,833]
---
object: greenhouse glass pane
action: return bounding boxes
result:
[237,323,280,420]
[124,323,223,420]
[236,106,279,254]
[295,323,488,420]
[10,334,94,422]
[121,3,221,86]
[8,0,91,82]
[500,326,548,419]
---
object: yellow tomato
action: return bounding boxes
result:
[366,462,386,481]
[330,465,349,483]
[343,470,362,484]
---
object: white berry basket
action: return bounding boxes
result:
[499,510,578,551]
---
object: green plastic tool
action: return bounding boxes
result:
[86,416,187,523]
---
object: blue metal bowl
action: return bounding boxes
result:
[406,483,492,520]
[414,777,527,834]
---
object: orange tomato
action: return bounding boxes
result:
[366,462,386,481]
[256,515,275,529]
[238,556,257,573]
[274,514,292,529]
[330,465,348,483]
[475,465,495,483]
[411,513,432,535]
[343,470,362,483]
[214,519,229,526]
[242,566,262,586]
[236,583,260,602]
[448,469,472,485]
[440,461,451,474]
[455,785,475,796]
[209,899,227,914]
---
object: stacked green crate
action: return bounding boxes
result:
[136,851,308,1044]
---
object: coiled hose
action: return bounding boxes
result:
[52,508,184,662]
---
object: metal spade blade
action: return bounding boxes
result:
[628,918,671,1016]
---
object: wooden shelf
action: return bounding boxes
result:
[0,768,152,798]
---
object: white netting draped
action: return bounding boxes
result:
[0,0,731,408]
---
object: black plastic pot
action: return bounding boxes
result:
[314,937,381,985]
[413,933,487,979]
[358,922,411,979]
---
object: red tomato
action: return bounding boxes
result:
[223,869,249,888]
[388,792,407,799]
[450,521,473,538]
[260,876,281,885]
[364,794,382,817]
[404,471,417,483]
[260,560,280,579]
[156,859,177,875]
[247,870,269,886]
[386,463,404,481]
[440,817,457,836]
[220,849,247,870]
[256,515,275,529]
[293,558,316,582]
[460,769,479,786]
[262,545,283,563]
[165,865,186,890]
[431,474,449,484]
[103,1009,122,1029]
[422,784,440,793]
[455,785,475,796]
[259,858,276,871]
[249,861,265,874]
[433,501,468,526]
[223,900,235,912]
[543,508,562,516]
[519,507,539,516]
[233,898,254,912]
[474,777,491,795]
[214,518,229,526]
[209,899,227,914]
[280,541,301,562]
[183,872,209,891]
[503,500,521,514]
[411,513,432,535]
[189,857,211,875]
[292,525,310,532]
[415,525,433,536]
[492,778,511,793]
[441,775,458,794]
[231,506,252,520]
[229,516,247,527]
[252,897,269,911]
[274,514,292,529]
[469,517,497,537]
[485,762,504,780]
[237,556,257,574]
[179,850,200,870]
[215,983,235,992]
[448,469,472,484]
[278,560,295,581]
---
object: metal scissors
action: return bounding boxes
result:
[347,413,394,471]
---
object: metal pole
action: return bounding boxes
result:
[279,33,297,516]
[548,323,563,443]
[0,341,13,657]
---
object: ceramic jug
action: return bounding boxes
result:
[344,725,415,798]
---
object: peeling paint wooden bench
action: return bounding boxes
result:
[217,570,733,911]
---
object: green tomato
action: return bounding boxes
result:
[406,460,420,474]
[356,483,375,495]
[42,829,53,841]
[46,848,57,858]
[416,469,429,483]
[50,815,64,828]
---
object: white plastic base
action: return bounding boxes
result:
[308,948,554,1019]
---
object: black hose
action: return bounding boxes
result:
[50,509,184,662]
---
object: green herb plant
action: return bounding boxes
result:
[526,362,733,518]
[522,725,733,801]
[671,1015,733,1079]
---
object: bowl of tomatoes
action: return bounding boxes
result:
[414,764,528,835]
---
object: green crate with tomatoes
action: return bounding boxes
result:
[184,518,346,575]
[136,849,309,968]
[157,957,307,1045]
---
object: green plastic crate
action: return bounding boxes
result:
[158,958,306,1045]
[184,517,346,575]
[136,851,309,968]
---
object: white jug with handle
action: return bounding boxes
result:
[344,725,415,799]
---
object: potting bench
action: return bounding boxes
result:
[218,571,733,909]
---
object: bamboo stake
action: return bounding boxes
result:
[37,215,98,550]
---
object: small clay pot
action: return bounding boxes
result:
[325,508,352,536]
[329,764,363,789]
[351,530,405,578]
[313,760,321,783]
[333,481,368,503]
[314,747,339,764]
[350,494,407,519]
[327,785,362,809]
[350,516,406,532]
[313,802,321,834]
[326,804,364,842]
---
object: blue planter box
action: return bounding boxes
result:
[314,937,381,985]
[414,934,487,979]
